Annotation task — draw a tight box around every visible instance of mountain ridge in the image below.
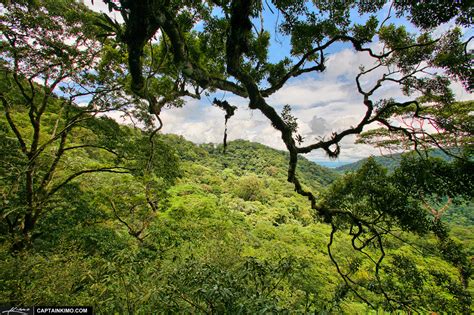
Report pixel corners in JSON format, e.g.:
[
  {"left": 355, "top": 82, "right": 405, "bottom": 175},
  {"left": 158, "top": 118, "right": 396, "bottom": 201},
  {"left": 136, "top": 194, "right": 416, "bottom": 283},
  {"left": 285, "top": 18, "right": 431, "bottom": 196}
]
[{"left": 335, "top": 149, "right": 456, "bottom": 173}]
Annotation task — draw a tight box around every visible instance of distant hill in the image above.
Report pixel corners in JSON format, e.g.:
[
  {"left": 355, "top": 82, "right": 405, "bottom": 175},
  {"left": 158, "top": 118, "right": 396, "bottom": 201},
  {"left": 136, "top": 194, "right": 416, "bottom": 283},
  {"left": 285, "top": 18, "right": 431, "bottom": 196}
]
[
  {"left": 200, "top": 140, "right": 339, "bottom": 190},
  {"left": 157, "top": 136, "right": 339, "bottom": 190},
  {"left": 335, "top": 154, "right": 403, "bottom": 173},
  {"left": 335, "top": 149, "right": 456, "bottom": 173}
]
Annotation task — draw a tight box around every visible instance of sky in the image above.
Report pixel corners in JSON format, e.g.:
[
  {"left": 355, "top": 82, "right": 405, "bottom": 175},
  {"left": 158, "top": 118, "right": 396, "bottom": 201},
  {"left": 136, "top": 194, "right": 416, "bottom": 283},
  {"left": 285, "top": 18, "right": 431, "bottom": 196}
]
[{"left": 84, "top": 1, "right": 473, "bottom": 166}]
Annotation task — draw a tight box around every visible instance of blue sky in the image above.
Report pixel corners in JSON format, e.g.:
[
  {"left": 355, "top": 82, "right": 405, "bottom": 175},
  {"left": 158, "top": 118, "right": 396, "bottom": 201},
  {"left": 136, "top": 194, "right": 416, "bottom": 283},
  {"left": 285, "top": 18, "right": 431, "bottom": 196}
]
[{"left": 85, "top": 1, "right": 473, "bottom": 165}]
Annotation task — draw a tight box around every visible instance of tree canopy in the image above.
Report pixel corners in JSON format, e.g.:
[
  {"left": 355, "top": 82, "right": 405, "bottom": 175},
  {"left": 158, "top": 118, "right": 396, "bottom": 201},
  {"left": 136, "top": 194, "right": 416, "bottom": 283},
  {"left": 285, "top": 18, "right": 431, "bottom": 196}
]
[
  {"left": 95, "top": 0, "right": 473, "bottom": 292},
  {"left": 94, "top": 0, "right": 472, "bottom": 201},
  {"left": 1, "top": 0, "right": 473, "bottom": 313}
]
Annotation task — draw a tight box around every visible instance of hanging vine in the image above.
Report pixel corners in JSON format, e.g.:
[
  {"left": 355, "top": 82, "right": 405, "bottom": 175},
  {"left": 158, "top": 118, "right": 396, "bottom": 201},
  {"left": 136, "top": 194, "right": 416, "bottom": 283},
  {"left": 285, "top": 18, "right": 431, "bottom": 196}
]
[{"left": 213, "top": 98, "right": 237, "bottom": 154}]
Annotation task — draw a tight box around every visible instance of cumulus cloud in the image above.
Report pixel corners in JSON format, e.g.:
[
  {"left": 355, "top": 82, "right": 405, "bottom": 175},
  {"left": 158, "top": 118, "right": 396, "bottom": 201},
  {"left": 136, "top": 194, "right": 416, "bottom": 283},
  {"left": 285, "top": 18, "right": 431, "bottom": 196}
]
[
  {"left": 159, "top": 98, "right": 287, "bottom": 149},
  {"left": 267, "top": 78, "right": 352, "bottom": 108},
  {"left": 309, "top": 116, "right": 330, "bottom": 135},
  {"left": 80, "top": 2, "right": 472, "bottom": 162},
  {"left": 83, "top": 0, "right": 124, "bottom": 22},
  {"left": 158, "top": 46, "right": 395, "bottom": 161},
  {"left": 130, "top": 40, "right": 472, "bottom": 162}
]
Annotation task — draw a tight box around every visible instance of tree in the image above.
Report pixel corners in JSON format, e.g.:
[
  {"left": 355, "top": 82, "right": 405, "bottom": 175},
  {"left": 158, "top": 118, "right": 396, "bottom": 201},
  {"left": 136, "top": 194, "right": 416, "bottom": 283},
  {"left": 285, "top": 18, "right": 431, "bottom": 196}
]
[
  {"left": 97, "top": 0, "right": 472, "bottom": 205},
  {"left": 320, "top": 156, "right": 473, "bottom": 312},
  {"left": 0, "top": 0, "right": 137, "bottom": 247},
  {"left": 357, "top": 99, "right": 474, "bottom": 156},
  {"left": 2, "top": 0, "right": 472, "bottom": 311},
  {"left": 95, "top": 0, "right": 472, "bottom": 309}
]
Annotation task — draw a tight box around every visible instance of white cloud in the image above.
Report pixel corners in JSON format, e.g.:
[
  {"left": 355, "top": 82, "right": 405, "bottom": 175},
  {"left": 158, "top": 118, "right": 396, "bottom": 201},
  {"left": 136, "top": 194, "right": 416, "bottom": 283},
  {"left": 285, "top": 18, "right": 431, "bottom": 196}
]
[
  {"left": 158, "top": 45, "right": 401, "bottom": 161},
  {"left": 82, "top": 0, "right": 124, "bottom": 23},
  {"left": 267, "top": 78, "right": 352, "bottom": 108},
  {"left": 451, "top": 81, "right": 473, "bottom": 101},
  {"left": 141, "top": 39, "right": 473, "bottom": 162},
  {"left": 160, "top": 99, "right": 290, "bottom": 150},
  {"left": 77, "top": 3, "right": 472, "bottom": 162},
  {"left": 309, "top": 116, "right": 330, "bottom": 135}
]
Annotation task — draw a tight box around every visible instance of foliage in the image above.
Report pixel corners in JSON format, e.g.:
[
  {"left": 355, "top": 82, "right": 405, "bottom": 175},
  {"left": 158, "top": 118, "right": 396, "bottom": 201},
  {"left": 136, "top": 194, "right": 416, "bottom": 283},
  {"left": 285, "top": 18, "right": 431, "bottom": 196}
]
[
  {"left": 335, "top": 148, "right": 457, "bottom": 173},
  {"left": 358, "top": 100, "right": 474, "bottom": 152},
  {"left": 0, "top": 0, "right": 473, "bottom": 313},
  {"left": 0, "top": 0, "right": 139, "bottom": 247},
  {"left": 94, "top": 7, "right": 473, "bottom": 305},
  {"left": 1, "top": 98, "right": 472, "bottom": 312},
  {"left": 322, "top": 158, "right": 431, "bottom": 234},
  {"left": 201, "top": 139, "right": 338, "bottom": 190}
]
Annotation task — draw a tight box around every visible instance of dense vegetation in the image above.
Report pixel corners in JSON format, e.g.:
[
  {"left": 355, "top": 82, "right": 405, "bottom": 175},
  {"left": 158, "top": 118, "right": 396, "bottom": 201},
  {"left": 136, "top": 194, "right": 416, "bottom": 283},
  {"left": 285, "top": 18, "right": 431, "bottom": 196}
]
[
  {"left": 1, "top": 100, "right": 473, "bottom": 313},
  {"left": 334, "top": 149, "right": 457, "bottom": 173},
  {"left": 1, "top": 0, "right": 473, "bottom": 313}
]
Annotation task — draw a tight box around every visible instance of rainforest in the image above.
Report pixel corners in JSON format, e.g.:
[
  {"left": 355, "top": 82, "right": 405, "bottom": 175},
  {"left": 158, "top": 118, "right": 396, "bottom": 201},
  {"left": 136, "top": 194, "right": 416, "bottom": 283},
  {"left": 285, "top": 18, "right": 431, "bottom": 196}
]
[{"left": 1, "top": 0, "right": 473, "bottom": 313}]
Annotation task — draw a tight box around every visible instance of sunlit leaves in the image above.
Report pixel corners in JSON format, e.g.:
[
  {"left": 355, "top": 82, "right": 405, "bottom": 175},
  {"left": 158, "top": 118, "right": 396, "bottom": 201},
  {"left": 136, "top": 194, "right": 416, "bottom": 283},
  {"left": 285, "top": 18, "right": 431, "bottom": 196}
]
[
  {"left": 322, "top": 158, "right": 431, "bottom": 234},
  {"left": 432, "top": 28, "right": 473, "bottom": 91},
  {"left": 352, "top": 15, "right": 378, "bottom": 44},
  {"left": 281, "top": 104, "right": 298, "bottom": 133},
  {"left": 394, "top": 0, "right": 473, "bottom": 30}
]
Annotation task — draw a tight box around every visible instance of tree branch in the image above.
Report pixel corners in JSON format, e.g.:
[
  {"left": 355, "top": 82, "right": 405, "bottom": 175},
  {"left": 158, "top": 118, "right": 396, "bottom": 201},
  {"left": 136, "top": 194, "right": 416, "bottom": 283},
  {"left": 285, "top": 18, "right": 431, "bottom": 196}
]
[
  {"left": 63, "top": 144, "right": 120, "bottom": 156},
  {"left": 1, "top": 94, "right": 28, "bottom": 154},
  {"left": 46, "top": 167, "right": 131, "bottom": 200}
]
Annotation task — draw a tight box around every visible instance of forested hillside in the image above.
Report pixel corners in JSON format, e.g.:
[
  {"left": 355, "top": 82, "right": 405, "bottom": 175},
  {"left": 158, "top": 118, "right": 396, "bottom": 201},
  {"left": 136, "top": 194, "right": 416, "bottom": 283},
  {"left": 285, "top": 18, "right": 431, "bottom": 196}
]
[
  {"left": 336, "top": 150, "right": 474, "bottom": 237},
  {"left": 335, "top": 149, "right": 458, "bottom": 173},
  {"left": 1, "top": 100, "right": 472, "bottom": 313},
  {"left": 1, "top": 0, "right": 473, "bottom": 314},
  {"left": 202, "top": 140, "right": 339, "bottom": 188}
]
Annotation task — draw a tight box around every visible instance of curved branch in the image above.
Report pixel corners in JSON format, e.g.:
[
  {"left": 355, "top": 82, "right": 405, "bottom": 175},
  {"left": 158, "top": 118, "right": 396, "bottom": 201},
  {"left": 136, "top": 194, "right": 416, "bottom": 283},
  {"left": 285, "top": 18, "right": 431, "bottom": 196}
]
[
  {"left": 110, "top": 200, "right": 147, "bottom": 242},
  {"left": 63, "top": 144, "right": 121, "bottom": 156},
  {"left": 46, "top": 167, "right": 131, "bottom": 200},
  {"left": 327, "top": 223, "right": 376, "bottom": 309},
  {"left": 1, "top": 94, "right": 28, "bottom": 154}
]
